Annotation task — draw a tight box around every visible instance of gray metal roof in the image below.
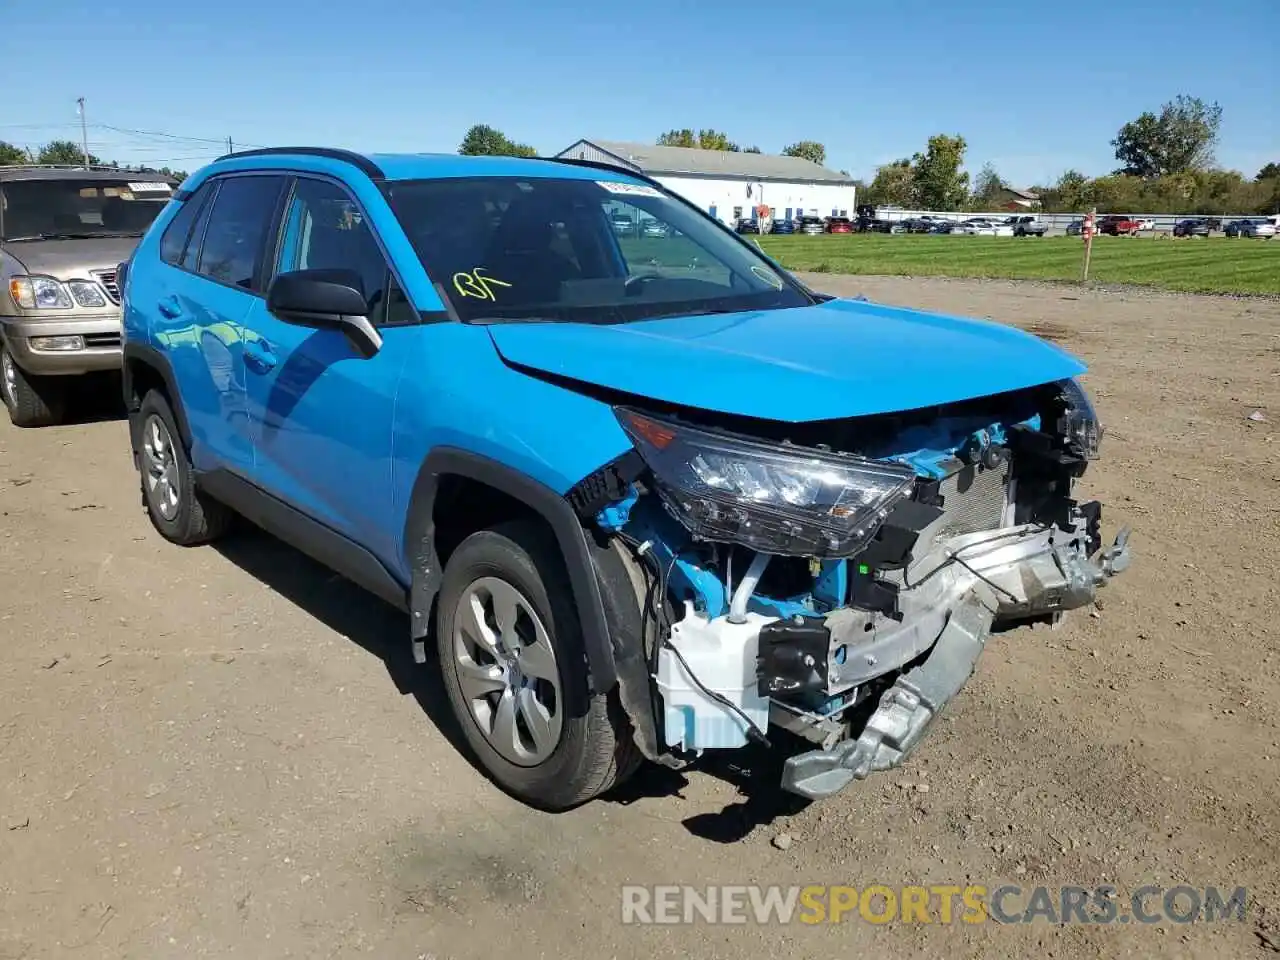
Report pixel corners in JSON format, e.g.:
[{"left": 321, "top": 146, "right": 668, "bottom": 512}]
[
  {"left": 0, "top": 165, "right": 178, "bottom": 184},
  {"left": 562, "top": 140, "right": 856, "bottom": 185}
]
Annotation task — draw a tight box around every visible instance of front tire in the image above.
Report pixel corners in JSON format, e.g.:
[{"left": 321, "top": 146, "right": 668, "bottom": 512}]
[
  {"left": 1, "top": 343, "right": 66, "bottom": 428},
  {"left": 436, "top": 521, "right": 638, "bottom": 810},
  {"left": 136, "top": 389, "right": 232, "bottom": 545}
]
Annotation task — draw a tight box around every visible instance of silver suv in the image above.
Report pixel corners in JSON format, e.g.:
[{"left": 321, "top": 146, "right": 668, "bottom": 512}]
[{"left": 1, "top": 166, "right": 175, "bottom": 426}]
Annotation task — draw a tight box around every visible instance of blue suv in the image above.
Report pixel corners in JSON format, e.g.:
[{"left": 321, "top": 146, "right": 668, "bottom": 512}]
[{"left": 120, "top": 148, "right": 1131, "bottom": 810}]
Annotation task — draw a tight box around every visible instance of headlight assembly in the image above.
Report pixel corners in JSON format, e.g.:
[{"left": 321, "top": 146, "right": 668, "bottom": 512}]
[
  {"left": 67, "top": 280, "right": 107, "bottom": 308},
  {"left": 9, "top": 276, "right": 73, "bottom": 310},
  {"left": 616, "top": 408, "right": 916, "bottom": 557},
  {"left": 1057, "top": 378, "right": 1102, "bottom": 460}
]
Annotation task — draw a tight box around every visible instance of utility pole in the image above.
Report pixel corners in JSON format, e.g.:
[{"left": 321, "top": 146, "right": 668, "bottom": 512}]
[
  {"left": 227, "top": 136, "right": 233, "bottom": 155},
  {"left": 77, "top": 97, "right": 90, "bottom": 168}
]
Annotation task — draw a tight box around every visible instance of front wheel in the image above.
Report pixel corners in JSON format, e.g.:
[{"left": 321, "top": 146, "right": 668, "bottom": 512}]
[
  {"left": 136, "top": 389, "right": 233, "bottom": 545},
  {"left": 1, "top": 343, "right": 66, "bottom": 427},
  {"left": 436, "top": 521, "right": 638, "bottom": 810}
]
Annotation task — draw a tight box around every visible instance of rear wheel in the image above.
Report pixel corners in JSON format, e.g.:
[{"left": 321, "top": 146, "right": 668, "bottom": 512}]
[
  {"left": 436, "top": 521, "right": 638, "bottom": 810},
  {"left": 1, "top": 342, "right": 67, "bottom": 428}
]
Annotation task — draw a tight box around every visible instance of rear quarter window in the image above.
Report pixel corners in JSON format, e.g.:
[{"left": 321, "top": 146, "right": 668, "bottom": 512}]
[{"left": 159, "top": 184, "right": 213, "bottom": 265}]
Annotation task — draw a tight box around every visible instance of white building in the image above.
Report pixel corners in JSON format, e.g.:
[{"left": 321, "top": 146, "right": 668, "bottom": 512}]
[{"left": 555, "top": 139, "right": 858, "bottom": 226}]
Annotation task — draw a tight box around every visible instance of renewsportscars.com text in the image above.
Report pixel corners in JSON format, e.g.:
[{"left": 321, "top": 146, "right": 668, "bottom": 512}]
[{"left": 620, "top": 884, "right": 1248, "bottom": 926}]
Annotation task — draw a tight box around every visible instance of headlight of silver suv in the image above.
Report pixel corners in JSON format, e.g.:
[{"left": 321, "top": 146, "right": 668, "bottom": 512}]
[
  {"left": 67, "top": 280, "right": 108, "bottom": 308},
  {"left": 1057, "top": 377, "right": 1102, "bottom": 460},
  {"left": 616, "top": 408, "right": 916, "bottom": 557},
  {"left": 8, "top": 276, "right": 73, "bottom": 310}
]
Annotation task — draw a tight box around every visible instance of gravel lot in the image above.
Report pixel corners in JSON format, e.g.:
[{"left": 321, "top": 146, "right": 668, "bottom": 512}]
[{"left": 2, "top": 275, "right": 1278, "bottom": 960}]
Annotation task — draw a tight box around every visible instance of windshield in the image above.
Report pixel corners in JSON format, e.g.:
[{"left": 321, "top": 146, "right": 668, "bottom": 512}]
[
  {"left": 0, "top": 178, "right": 172, "bottom": 241},
  {"left": 382, "top": 176, "right": 810, "bottom": 324}
]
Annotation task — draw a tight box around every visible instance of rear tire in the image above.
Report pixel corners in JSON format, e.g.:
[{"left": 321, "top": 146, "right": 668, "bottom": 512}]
[
  {"left": 436, "top": 520, "right": 639, "bottom": 810},
  {"left": 137, "top": 389, "right": 233, "bottom": 545},
  {"left": 1, "top": 343, "right": 66, "bottom": 428}
]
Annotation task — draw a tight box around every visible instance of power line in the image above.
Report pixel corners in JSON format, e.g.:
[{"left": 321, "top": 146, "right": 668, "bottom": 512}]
[{"left": 91, "top": 122, "right": 264, "bottom": 149}]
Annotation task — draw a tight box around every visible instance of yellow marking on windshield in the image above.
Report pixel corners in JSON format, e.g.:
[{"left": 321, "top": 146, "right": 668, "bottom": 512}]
[{"left": 452, "top": 267, "right": 513, "bottom": 301}]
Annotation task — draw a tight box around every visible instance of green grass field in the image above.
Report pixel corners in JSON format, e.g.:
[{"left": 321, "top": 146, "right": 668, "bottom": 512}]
[{"left": 749, "top": 234, "right": 1280, "bottom": 296}]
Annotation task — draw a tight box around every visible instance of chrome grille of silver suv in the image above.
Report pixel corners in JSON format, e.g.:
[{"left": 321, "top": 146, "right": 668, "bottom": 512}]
[{"left": 91, "top": 269, "right": 120, "bottom": 304}]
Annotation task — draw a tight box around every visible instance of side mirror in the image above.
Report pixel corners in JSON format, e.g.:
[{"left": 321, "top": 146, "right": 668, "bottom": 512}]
[{"left": 266, "top": 268, "right": 383, "bottom": 359}]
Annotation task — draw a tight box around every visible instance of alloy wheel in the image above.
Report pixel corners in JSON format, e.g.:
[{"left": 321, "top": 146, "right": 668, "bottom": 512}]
[
  {"left": 0, "top": 348, "right": 15, "bottom": 409},
  {"left": 452, "top": 576, "right": 563, "bottom": 766},
  {"left": 141, "top": 414, "right": 181, "bottom": 521}
]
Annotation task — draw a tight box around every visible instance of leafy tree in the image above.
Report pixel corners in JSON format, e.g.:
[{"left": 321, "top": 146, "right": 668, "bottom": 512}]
[
  {"left": 37, "top": 140, "right": 100, "bottom": 166},
  {"left": 1257, "top": 162, "right": 1280, "bottom": 182},
  {"left": 697, "top": 129, "right": 738, "bottom": 151},
  {"left": 864, "top": 159, "right": 914, "bottom": 207},
  {"left": 1112, "top": 95, "right": 1222, "bottom": 178},
  {"left": 971, "top": 162, "right": 1006, "bottom": 209},
  {"left": 458, "top": 124, "right": 536, "bottom": 158},
  {"left": 910, "top": 134, "right": 969, "bottom": 211},
  {"left": 656, "top": 129, "right": 741, "bottom": 151},
  {"left": 0, "top": 141, "right": 28, "bottom": 165},
  {"left": 782, "top": 141, "right": 826, "bottom": 166},
  {"left": 743, "top": 145, "right": 762, "bottom": 154},
  {"left": 657, "top": 128, "right": 696, "bottom": 148}
]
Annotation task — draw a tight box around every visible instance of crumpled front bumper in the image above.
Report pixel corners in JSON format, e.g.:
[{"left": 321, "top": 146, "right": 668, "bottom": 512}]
[{"left": 780, "top": 518, "right": 1132, "bottom": 800}]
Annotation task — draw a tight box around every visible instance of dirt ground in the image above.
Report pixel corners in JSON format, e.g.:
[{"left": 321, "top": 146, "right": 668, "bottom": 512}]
[{"left": 2, "top": 275, "right": 1278, "bottom": 960}]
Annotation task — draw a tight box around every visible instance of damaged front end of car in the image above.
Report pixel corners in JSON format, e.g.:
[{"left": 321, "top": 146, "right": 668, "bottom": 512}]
[{"left": 569, "top": 377, "right": 1131, "bottom": 800}]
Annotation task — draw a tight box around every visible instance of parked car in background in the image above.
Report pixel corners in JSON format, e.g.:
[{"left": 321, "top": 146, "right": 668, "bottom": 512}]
[
  {"left": 1065, "top": 220, "right": 1084, "bottom": 237},
  {"left": 1172, "top": 218, "right": 1211, "bottom": 238},
  {"left": 735, "top": 218, "right": 762, "bottom": 234},
  {"left": 954, "top": 218, "right": 1014, "bottom": 237},
  {"left": 1005, "top": 215, "right": 1047, "bottom": 237},
  {"left": 1135, "top": 218, "right": 1156, "bottom": 232},
  {"left": 611, "top": 212, "right": 636, "bottom": 237},
  {"left": 1098, "top": 215, "right": 1141, "bottom": 236},
  {"left": 1236, "top": 218, "right": 1277, "bottom": 239},
  {"left": 1, "top": 165, "right": 177, "bottom": 426},
  {"left": 770, "top": 218, "right": 796, "bottom": 235},
  {"left": 826, "top": 217, "right": 853, "bottom": 234},
  {"left": 902, "top": 216, "right": 937, "bottom": 233},
  {"left": 1204, "top": 218, "right": 1223, "bottom": 232},
  {"left": 798, "top": 216, "right": 826, "bottom": 236},
  {"left": 120, "top": 146, "right": 1129, "bottom": 809},
  {"left": 640, "top": 218, "right": 669, "bottom": 239}
]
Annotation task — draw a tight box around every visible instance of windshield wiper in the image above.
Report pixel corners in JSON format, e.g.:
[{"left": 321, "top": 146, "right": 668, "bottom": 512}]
[
  {"left": 2, "top": 231, "right": 142, "bottom": 241},
  {"left": 462, "top": 315, "right": 562, "bottom": 326}
]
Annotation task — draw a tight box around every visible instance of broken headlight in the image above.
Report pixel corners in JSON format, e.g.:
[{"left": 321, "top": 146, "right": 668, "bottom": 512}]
[
  {"left": 616, "top": 409, "right": 915, "bottom": 557},
  {"left": 1057, "top": 378, "right": 1102, "bottom": 459}
]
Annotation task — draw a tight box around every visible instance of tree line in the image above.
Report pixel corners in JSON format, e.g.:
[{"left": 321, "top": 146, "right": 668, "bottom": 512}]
[
  {"left": 457, "top": 95, "right": 1279, "bottom": 216},
  {"left": 0, "top": 138, "right": 189, "bottom": 183}
]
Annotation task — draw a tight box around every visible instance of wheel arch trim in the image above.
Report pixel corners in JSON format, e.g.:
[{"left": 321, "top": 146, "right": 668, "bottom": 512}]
[
  {"left": 404, "top": 447, "right": 619, "bottom": 706},
  {"left": 122, "top": 341, "right": 194, "bottom": 454}
]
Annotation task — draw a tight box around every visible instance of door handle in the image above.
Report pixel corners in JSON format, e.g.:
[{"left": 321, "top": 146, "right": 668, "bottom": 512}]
[
  {"left": 156, "top": 296, "right": 181, "bottom": 319},
  {"left": 243, "top": 337, "right": 278, "bottom": 373}
]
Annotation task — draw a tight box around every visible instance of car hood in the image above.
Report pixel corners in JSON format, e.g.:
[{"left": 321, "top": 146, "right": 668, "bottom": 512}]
[
  {"left": 2, "top": 236, "right": 142, "bottom": 278},
  {"left": 486, "top": 297, "right": 1086, "bottom": 422}
]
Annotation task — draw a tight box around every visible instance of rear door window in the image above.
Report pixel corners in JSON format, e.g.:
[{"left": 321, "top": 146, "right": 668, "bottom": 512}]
[{"left": 196, "top": 176, "right": 287, "bottom": 292}]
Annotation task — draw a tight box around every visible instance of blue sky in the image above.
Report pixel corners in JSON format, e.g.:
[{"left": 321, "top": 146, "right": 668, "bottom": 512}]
[{"left": 2, "top": 0, "right": 1275, "bottom": 187}]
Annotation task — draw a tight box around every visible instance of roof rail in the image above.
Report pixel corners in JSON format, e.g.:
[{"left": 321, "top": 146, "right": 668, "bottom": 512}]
[
  {"left": 214, "top": 147, "right": 384, "bottom": 180},
  {"left": 0, "top": 163, "right": 145, "bottom": 172}
]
